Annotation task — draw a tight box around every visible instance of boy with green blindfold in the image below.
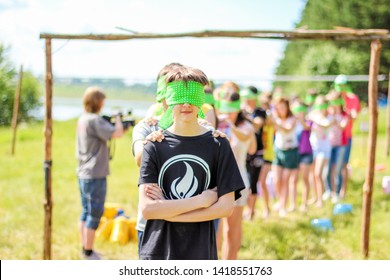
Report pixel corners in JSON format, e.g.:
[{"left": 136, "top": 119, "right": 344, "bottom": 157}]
[
  {"left": 332, "top": 74, "right": 361, "bottom": 199},
  {"left": 138, "top": 66, "right": 245, "bottom": 260},
  {"left": 133, "top": 64, "right": 228, "bottom": 255}
]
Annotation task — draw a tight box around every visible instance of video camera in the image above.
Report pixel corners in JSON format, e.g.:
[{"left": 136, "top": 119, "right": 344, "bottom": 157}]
[{"left": 102, "top": 110, "right": 136, "bottom": 130}]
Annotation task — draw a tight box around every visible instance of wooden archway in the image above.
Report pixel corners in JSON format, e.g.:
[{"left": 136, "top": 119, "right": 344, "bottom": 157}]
[{"left": 40, "top": 28, "right": 390, "bottom": 259}]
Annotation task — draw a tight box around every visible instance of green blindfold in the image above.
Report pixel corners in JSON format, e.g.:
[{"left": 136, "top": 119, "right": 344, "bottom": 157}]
[
  {"left": 312, "top": 103, "right": 329, "bottom": 111},
  {"left": 158, "top": 81, "right": 205, "bottom": 129},
  {"left": 334, "top": 84, "right": 352, "bottom": 93},
  {"left": 156, "top": 75, "right": 166, "bottom": 102},
  {"left": 330, "top": 98, "right": 345, "bottom": 106},
  {"left": 240, "top": 88, "right": 257, "bottom": 100},
  {"left": 305, "top": 94, "right": 317, "bottom": 104},
  {"left": 204, "top": 94, "right": 215, "bottom": 105},
  {"left": 292, "top": 105, "right": 307, "bottom": 114},
  {"left": 218, "top": 100, "right": 241, "bottom": 113}
]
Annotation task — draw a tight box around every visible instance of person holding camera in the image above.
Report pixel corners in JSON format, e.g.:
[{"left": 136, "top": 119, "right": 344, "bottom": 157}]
[{"left": 76, "top": 86, "right": 125, "bottom": 260}]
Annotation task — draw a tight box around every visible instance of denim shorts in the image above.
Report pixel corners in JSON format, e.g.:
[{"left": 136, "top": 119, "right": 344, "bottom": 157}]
[
  {"left": 299, "top": 153, "right": 314, "bottom": 165},
  {"left": 273, "top": 147, "right": 299, "bottom": 170},
  {"left": 78, "top": 178, "right": 107, "bottom": 230}
]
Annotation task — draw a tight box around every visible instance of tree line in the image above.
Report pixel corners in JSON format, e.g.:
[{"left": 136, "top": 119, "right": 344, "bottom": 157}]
[{"left": 274, "top": 0, "right": 390, "bottom": 102}]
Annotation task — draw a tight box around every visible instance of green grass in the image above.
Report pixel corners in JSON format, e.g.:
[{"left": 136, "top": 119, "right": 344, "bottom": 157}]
[
  {"left": 50, "top": 84, "right": 155, "bottom": 102},
  {"left": 0, "top": 114, "right": 389, "bottom": 259},
  {"left": 353, "top": 107, "right": 387, "bottom": 136}
]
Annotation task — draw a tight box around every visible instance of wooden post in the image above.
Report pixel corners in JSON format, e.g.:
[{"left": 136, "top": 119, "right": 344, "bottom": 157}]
[
  {"left": 361, "top": 39, "right": 381, "bottom": 258},
  {"left": 385, "top": 72, "right": 390, "bottom": 157},
  {"left": 11, "top": 65, "right": 23, "bottom": 155},
  {"left": 43, "top": 38, "right": 53, "bottom": 260}
]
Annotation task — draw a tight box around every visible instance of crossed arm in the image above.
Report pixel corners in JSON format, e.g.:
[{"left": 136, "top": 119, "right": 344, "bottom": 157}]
[
  {"left": 139, "top": 183, "right": 234, "bottom": 222},
  {"left": 272, "top": 117, "right": 296, "bottom": 133}
]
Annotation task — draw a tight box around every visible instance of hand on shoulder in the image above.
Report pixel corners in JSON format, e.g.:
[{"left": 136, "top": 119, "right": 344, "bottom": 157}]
[{"left": 143, "top": 129, "right": 165, "bottom": 144}]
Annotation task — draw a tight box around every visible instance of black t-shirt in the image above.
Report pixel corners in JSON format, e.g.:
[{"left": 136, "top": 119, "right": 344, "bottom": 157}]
[
  {"left": 249, "top": 108, "right": 267, "bottom": 152},
  {"left": 138, "top": 130, "right": 245, "bottom": 260}
]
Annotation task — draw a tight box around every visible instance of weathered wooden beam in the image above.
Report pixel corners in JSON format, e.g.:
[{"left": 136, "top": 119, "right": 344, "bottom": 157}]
[
  {"left": 361, "top": 39, "right": 381, "bottom": 258},
  {"left": 39, "top": 28, "right": 390, "bottom": 41},
  {"left": 43, "top": 38, "right": 53, "bottom": 260},
  {"left": 11, "top": 65, "right": 23, "bottom": 155}
]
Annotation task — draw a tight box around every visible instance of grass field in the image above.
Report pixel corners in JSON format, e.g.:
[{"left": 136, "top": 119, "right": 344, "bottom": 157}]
[{"left": 0, "top": 110, "right": 389, "bottom": 260}]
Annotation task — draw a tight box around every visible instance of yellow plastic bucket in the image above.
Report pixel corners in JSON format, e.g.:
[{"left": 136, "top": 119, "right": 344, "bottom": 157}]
[
  {"left": 110, "top": 216, "right": 130, "bottom": 245},
  {"left": 96, "top": 217, "right": 114, "bottom": 241},
  {"left": 127, "top": 217, "right": 137, "bottom": 242},
  {"left": 103, "top": 203, "right": 122, "bottom": 219}
]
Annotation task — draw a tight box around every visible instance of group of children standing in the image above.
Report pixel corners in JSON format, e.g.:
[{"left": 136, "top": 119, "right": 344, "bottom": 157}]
[{"left": 76, "top": 62, "right": 360, "bottom": 260}]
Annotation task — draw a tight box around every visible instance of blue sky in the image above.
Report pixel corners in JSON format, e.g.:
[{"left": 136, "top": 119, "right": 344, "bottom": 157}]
[{"left": 0, "top": 0, "right": 306, "bottom": 89}]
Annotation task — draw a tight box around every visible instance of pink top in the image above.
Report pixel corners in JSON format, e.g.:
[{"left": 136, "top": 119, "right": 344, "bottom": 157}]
[
  {"left": 343, "top": 93, "right": 361, "bottom": 139},
  {"left": 329, "top": 113, "right": 348, "bottom": 146}
]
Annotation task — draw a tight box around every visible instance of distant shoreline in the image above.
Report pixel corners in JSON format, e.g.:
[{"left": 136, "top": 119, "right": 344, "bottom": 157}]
[{"left": 39, "top": 83, "right": 156, "bottom": 102}]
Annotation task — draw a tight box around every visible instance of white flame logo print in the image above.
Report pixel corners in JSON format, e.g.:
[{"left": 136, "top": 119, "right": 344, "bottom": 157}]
[
  {"left": 158, "top": 154, "right": 210, "bottom": 200},
  {"left": 170, "top": 162, "right": 198, "bottom": 199}
]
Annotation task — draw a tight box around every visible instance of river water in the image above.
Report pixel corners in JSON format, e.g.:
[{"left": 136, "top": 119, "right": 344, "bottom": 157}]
[{"left": 36, "top": 97, "right": 153, "bottom": 121}]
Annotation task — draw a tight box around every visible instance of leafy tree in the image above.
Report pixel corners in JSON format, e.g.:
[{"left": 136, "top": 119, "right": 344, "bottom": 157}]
[
  {"left": 274, "top": 0, "right": 390, "bottom": 101},
  {"left": 0, "top": 43, "right": 41, "bottom": 126}
]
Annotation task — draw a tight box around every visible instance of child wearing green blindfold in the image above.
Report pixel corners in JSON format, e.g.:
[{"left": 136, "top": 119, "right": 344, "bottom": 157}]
[
  {"left": 270, "top": 97, "right": 299, "bottom": 217},
  {"left": 216, "top": 89, "right": 257, "bottom": 259},
  {"left": 333, "top": 75, "right": 361, "bottom": 199},
  {"left": 240, "top": 86, "right": 269, "bottom": 220},
  {"left": 290, "top": 100, "right": 313, "bottom": 212},
  {"left": 324, "top": 91, "right": 349, "bottom": 203},
  {"left": 145, "top": 63, "right": 183, "bottom": 119},
  {"left": 307, "top": 95, "right": 337, "bottom": 207},
  {"left": 138, "top": 65, "right": 245, "bottom": 260}
]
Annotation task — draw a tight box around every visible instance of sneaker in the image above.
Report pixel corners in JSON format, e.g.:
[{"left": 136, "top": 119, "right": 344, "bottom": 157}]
[
  {"left": 278, "top": 208, "right": 287, "bottom": 218},
  {"left": 273, "top": 202, "right": 280, "bottom": 211},
  {"left": 299, "top": 204, "right": 308, "bottom": 212},
  {"left": 307, "top": 198, "right": 317, "bottom": 205},
  {"left": 315, "top": 201, "right": 323, "bottom": 208},
  {"left": 262, "top": 209, "right": 270, "bottom": 219},
  {"left": 287, "top": 206, "right": 296, "bottom": 213},
  {"left": 82, "top": 250, "right": 102, "bottom": 260},
  {"left": 322, "top": 191, "right": 331, "bottom": 201},
  {"left": 331, "top": 195, "right": 340, "bottom": 204}
]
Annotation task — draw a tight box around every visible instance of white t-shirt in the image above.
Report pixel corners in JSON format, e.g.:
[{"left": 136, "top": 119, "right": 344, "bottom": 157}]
[{"left": 274, "top": 117, "right": 298, "bottom": 150}]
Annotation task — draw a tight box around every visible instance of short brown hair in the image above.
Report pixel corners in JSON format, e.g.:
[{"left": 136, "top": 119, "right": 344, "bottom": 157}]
[
  {"left": 157, "top": 62, "right": 184, "bottom": 80},
  {"left": 222, "top": 81, "right": 240, "bottom": 93},
  {"left": 214, "top": 81, "right": 240, "bottom": 101},
  {"left": 165, "top": 65, "right": 209, "bottom": 86},
  {"left": 83, "top": 87, "right": 105, "bottom": 113}
]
